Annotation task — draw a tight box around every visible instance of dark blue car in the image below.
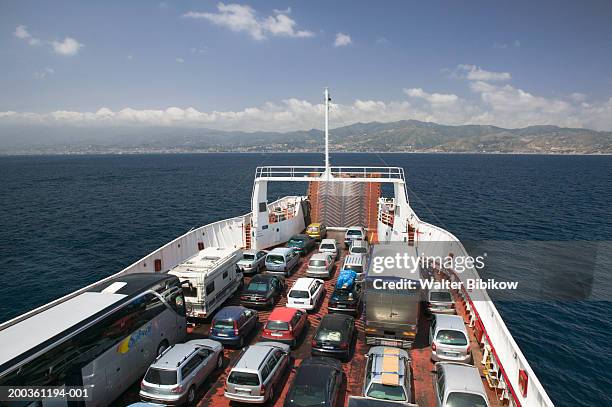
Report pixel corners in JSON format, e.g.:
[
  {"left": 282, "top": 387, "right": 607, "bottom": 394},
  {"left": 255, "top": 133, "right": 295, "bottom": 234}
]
[{"left": 209, "top": 306, "right": 258, "bottom": 347}]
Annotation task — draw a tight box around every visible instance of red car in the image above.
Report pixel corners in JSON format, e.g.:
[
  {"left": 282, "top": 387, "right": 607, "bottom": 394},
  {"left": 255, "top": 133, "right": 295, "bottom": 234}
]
[{"left": 261, "top": 307, "right": 308, "bottom": 348}]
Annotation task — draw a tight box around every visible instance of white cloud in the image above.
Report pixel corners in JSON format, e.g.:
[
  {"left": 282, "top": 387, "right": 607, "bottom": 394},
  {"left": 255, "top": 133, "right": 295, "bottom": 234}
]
[
  {"left": 404, "top": 88, "right": 459, "bottom": 106},
  {"left": 456, "top": 64, "right": 511, "bottom": 82},
  {"left": 51, "top": 37, "right": 83, "bottom": 56},
  {"left": 183, "top": 3, "right": 313, "bottom": 40},
  {"left": 15, "top": 25, "right": 83, "bottom": 56},
  {"left": 176, "top": 57, "right": 185, "bottom": 63},
  {"left": 334, "top": 32, "right": 352, "bottom": 47},
  {"left": 34, "top": 67, "right": 55, "bottom": 79},
  {"left": 14, "top": 25, "right": 41, "bottom": 46},
  {"left": 273, "top": 7, "right": 291, "bottom": 15}
]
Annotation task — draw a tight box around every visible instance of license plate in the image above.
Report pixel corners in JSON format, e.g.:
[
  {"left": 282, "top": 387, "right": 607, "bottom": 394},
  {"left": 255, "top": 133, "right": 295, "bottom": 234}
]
[
  {"left": 336, "top": 304, "right": 346, "bottom": 308},
  {"left": 378, "top": 339, "right": 398, "bottom": 346},
  {"left": 271, "top": 333, "right": 283, "bottom": 337},
  {"left": 293, "top": 301, "right": 304, "bottom": 304},
  {"left": 323, "top": 345, "right": 334, "bottom": 350},
  {"left": 217, "top": 333, "right": 228, "bottom": 337},
  {"left": 445, "top": 351, "right": 459, "bottom": 356}
]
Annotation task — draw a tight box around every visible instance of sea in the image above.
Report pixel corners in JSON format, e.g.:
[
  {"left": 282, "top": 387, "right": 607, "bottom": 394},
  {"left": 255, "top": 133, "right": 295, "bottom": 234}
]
[{"left": 0, "top": 153, "right": 611, "bottom": 406}]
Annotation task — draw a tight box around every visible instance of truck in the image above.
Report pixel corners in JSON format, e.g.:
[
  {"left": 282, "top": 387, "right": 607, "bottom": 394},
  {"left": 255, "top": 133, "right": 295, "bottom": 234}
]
[{"left": 364, "top": 244, "right": 423, "bottom": 348}]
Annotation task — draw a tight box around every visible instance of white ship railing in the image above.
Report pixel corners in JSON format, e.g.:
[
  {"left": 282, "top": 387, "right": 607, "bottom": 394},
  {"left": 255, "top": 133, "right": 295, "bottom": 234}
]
[{"left": 254, "top": 166, "right": 405, "bottom": 183}]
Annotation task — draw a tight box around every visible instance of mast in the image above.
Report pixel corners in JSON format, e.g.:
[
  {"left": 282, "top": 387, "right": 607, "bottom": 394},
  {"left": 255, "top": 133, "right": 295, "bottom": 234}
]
[{"left": 324, "top": 87, "right": 331, "bottom": 177}]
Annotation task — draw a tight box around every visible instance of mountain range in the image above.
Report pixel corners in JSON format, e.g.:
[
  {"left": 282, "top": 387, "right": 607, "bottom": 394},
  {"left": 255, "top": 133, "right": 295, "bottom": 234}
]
[{"left": 1, "top": 120, "right": 611, "bottom": 154}]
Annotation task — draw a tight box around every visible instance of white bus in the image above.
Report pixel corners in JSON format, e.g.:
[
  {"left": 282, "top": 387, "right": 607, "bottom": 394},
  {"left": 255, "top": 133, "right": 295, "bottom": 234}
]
[
  {"left": 169, "top": 247, "right": 243, "bottom": 318},
  {"left": 0, "top": 273, "right": 187, "bottom": 407}
]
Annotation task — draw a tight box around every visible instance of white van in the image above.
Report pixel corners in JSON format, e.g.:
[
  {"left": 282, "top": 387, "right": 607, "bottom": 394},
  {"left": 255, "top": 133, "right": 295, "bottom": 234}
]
[{"left": 169, "top": 247, "right": 243, "bottom": 318}]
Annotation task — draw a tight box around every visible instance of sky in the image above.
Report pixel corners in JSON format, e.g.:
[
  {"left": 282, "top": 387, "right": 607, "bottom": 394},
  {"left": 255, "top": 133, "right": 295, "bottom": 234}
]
[{"left": 1, "top": 0, "right": 612, "bottom": 132}]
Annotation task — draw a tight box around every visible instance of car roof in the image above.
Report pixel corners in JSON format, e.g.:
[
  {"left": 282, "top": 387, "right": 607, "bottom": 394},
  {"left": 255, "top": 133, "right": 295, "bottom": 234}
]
[
  {"left": 347, "top": 226, "right": 364, "bottom": 231},
  {"left": 344, "top": 254, "right": 364, "bottom": 266},
  {"left": 292, "top": 358, "right": 339, "bottom": 387},
  {"left": 320, "top": 238, "right": 337, "bottom": 245},
  {"left": 268, "top": 306, "right": 298, "bottom": 321},
  {"left": 291, "top": 277, "right": 317, "bottom": 290},
  {"left": 437, "top": 363, "right": 486, "bottom": 395},
  {"left": 434, "top": 314, "right": 467, "bottom": 331},
  {"left": 367, "top": 347, "right": 410, "bottom": 387},
  {"left": 234, "top": 344, "right": 275, "bottom": 371},
  {"left": 214, "top": 306, "right": 247, "bottom": 321},
  {"left": 268, "top": 247, "right": 293, "bottom": 255},
  {"left": 151, "top": 343, "right": 200, "bottom": 369},
  {"left": 319, "top": 313, "right": 353, "bottom": 330},
  {"left": 310, "top": 253, "right": 331, "bottom": 261}
]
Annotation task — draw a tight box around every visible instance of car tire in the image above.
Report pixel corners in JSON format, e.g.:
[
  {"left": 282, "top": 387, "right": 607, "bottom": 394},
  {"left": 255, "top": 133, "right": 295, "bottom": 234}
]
[
  {"left": 187, "top": 386, "right": 196, "bottom": 405},
  {"left": 216, "top": 354, "right": 224, "bottom": 369},
  {"left": 156, "top": 340, "right": 169, "bottom": 357}
]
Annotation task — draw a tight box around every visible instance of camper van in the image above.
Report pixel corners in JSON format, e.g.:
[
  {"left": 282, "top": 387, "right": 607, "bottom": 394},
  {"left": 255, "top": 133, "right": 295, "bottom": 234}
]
[
  {"left": 364, "top": 244, "right": 422, "bottom": 349},
  {"left": 169, "top": 247, "right": 243, "bottom": 318}
]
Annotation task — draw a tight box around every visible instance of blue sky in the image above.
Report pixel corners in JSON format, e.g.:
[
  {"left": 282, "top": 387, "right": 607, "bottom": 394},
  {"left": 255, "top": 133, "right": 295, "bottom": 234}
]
[{"left": 1, "top": 0, "right": 612, "bottom": 131}]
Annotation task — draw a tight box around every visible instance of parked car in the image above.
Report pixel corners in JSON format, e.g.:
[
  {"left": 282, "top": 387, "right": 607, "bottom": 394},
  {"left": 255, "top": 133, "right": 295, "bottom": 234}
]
[
  {"left": 240, "top": 274, "right": 285, "bottom": 308},
  {"left": 287, "top": 277, "right": 325, "bottom": 311},
  {"left": 329, "top": 270, "right": 362, "bottom": 316},
  {"left": 284, "top": 357, "right": 344, "bottom": 407},
  {"left": 311, "top": 314, "right": 355, "bottom": 362},
  {"left": 344, "top": 226, "right": 366, "bottom": 249},
  {"left": 238, "top": 249, "right": 268, "bottom": 274},
  {"left": 434, "top": 362, "right": 490, "bottom": 407},
  {"left": 429, "top": 314, "right": 471, "bottom": 363},
  {"left": 265, "top": 247, "right": 300, "bottom": 276},
  {"left": 306, "top": 222, "right": 328, "bottom": 241},
  {"left": 348, "top": 239, "right": 369, "bottom": 260},
  {"left": 287, "top": 234, "right": 317, "bottom": 256},
  {"left": 319, "top": 238, "right": 340, "bottom": 261},
  {"left": 306, "top": 252, "right": 335, "bottom": 279},
  {"left": 224, "top": 342, "right": 291, "bottom": 404},
  {"left": 140, "top": 339, "right": 224, "bottom": 405},
  {"left": 427, "top": 288, "right": 456, "bottom": 314},
  {"left": 262, "top": 307, "right": 309, "bottom": 348},
  {"left": 209, "top": 306, "right": 258, "bottom": 348},
  {"left": 342, "top": 255, "right": 366, "bottom": 280},
  {"left": 362, "top": 347, "right": 412, "bottom": 403}
]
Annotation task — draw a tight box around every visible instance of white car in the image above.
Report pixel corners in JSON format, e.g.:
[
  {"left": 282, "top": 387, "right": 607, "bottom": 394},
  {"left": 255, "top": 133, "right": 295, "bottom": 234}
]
[
  {"left": 318, "top": 238, "right": 340, "bottom": 260},
  {"left": 344, "top": 226, "right": 366, "bottom": 249},
  {"left": 237, "top": 250, "right": 267, "bottom": 274},
  {"left": 287, "top": 277, "right": 325, "bottom": 311}
]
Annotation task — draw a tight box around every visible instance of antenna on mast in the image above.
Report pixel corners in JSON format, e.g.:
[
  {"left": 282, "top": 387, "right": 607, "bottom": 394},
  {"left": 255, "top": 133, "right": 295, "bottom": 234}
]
[{"left": 324, "top": 87, "right": 331, "bottom": 177}]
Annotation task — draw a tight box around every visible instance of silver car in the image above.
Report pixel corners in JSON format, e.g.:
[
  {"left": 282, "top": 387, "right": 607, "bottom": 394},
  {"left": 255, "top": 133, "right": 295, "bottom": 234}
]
[
  {"left": 140, "top": 339, "right": 224, "bottom": 405},
  {"left": 306, "top": 252, "right": 334, "bottom": 279},
  {"left": 429, "top": 314, "right": 471, "bottom": 363},
  {"left": 427, "top": 289, "right": 456, "bottom": 314},
  {"left": 224, "top": 341, "right": 291, "bottom": 404},
  {"left": 434, "top": 362, "right": 490, "bottom": 407},
  {"left": 363, "top": 346, "right": 412, "bottom": 403},
  {"left": 238, "top": 250, "right": 268, "bottom": 274},
  {"left": 348, "top": 239, "right": 369, "bottom": 261},
  {"left": 344, "top": 226, "right": 366, "bottom": 249}
]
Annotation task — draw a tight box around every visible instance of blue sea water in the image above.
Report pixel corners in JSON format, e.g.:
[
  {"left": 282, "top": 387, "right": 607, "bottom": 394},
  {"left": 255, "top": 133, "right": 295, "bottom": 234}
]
[{"left": 0, "top": 153, "right": 611, "bottom": 406}]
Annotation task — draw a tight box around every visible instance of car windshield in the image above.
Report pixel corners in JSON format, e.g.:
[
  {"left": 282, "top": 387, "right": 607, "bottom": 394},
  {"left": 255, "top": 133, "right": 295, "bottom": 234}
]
[
  {"left": 242, "top": 254, "right": 255, "bottom": 261},
  {"left": 228, "top": 371, "right": 260, "bottom": 386},
  {"left": 288, "top": 239, "right": 305, "bottom": 246},
  {"left": 289, "top": 290, "right": 309, "bottom": 299},
  {"left": 320, "top": 244, "right": 335, "bottom": 250},
  {"left": 332, "top": 288, "right": 355, "bottom": 301},
  {"left": 446, "top": 392, "right": 488, "bottom": 407},
  {"left": 214, "top": 320, "right": 235, "bottom": 329},
  {"left": 144, "top": 368, "right": 177, "bottom": 385},
  {"left": 266, "top": 320, "right": 290, "bottom": 331},
  {"left": 309, "top": 259, "right": 326, "bottom": 267},
  {"left": 307, "top": 226, "right": 319, "bottom": 232},
  {"left": 267, "top": 255, "right": 285, "bottom": 264},
  {"left": 347, "top": 230, "right": 363, "bottom": 236},
  {"left": 436, "top": 329, "right": 468, "bottom": 346},
  {"left": 246, "top": 281, "right": 269, "bottom": 293},
  {"left": 430, "top": 291, "right": 452, "bottom": 302},
  {"left": 287, "top": 384, "right": 327, "bottom": 406},
  {"left": 351, "top": 247, "right": 367, "bottom": 253},
  {"left": 366, "top": 383, "right": 406, "bottom": 401},
  {"left": 344, "top": 265, "right": 363, "bottom": 273},
  {"left": 315, "top": 328, "right": 343, "bottom": 342}
]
